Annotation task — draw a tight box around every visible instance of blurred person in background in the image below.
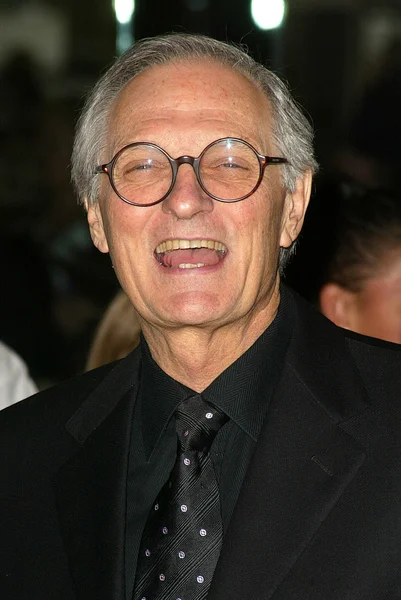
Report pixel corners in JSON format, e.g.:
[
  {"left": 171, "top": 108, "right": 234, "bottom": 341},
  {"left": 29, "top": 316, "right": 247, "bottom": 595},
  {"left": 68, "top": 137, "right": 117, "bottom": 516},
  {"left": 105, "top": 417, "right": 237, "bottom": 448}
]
[
  {"left": 0, "top": 340, "right": 37, "bottom": 410},
  {"left": 86, "top": 289, "right": 141, "bottom": 370},
  {"left": 285, "top": 179, "right": 401, "bottom": 344},
  {"left": 319, "top": 188, "right": 401, "bottom": 344},
  {"left": 0, "top": 33, "right": 400, "bottom": 600}
]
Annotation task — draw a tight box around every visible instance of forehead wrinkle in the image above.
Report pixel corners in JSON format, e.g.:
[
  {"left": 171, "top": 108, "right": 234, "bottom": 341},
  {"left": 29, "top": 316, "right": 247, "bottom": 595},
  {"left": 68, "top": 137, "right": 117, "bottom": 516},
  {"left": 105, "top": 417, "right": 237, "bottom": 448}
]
[{"left": 114, "top": 102, "right": 261, "bottom": 131}]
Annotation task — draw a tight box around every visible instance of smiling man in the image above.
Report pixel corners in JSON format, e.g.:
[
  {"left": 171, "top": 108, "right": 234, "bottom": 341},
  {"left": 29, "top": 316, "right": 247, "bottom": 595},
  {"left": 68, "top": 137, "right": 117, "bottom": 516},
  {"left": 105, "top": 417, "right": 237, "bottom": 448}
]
[
  {"left": 1, "top": 34, "right": 401, "bottom": 600},
  {"left": 85, "top": 56, "right": 310, "bottom": 389}
]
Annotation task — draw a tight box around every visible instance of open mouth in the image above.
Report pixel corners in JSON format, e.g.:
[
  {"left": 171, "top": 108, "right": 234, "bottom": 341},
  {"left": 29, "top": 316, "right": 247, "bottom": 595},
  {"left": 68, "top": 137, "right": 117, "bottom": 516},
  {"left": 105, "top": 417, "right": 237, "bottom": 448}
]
[{"left": 155, "top": 239, "right": 227, "bottom": 269}]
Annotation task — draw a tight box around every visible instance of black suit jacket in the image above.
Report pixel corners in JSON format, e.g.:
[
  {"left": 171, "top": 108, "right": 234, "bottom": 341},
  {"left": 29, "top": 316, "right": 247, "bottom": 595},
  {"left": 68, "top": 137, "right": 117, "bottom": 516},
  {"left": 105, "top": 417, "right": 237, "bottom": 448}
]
[{"left": 1, "top": 292, "right": 401, "bottom": 599}]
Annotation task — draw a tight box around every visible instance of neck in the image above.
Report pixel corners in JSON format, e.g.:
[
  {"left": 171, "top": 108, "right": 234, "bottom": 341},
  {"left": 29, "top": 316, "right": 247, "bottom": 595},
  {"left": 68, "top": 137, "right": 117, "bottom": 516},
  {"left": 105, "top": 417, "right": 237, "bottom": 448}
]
[{"left": 140, "top": 283, "right": 281, "bottom": 392}]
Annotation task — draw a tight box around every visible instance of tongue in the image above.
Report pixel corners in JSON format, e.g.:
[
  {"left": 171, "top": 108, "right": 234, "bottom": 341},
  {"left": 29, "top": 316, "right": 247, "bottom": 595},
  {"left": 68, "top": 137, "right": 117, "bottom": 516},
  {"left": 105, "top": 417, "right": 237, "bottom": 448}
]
[{"left": 162, "top": 248, "right": 222, "bottom": 268}]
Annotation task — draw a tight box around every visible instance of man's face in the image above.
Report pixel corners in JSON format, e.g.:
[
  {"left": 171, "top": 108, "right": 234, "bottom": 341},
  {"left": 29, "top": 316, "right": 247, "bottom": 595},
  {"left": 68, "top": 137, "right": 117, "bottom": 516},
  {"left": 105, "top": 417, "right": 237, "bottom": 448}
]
[{"left": 88, "top": 60, "right": 310, "bottom": 333}]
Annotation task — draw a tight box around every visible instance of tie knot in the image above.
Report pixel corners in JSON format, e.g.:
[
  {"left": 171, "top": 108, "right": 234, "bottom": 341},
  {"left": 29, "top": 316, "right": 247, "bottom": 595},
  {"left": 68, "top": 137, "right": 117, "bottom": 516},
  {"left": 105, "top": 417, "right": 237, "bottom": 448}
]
[{"left": 175, "top": 394, "right": 228, "bottom": 452}]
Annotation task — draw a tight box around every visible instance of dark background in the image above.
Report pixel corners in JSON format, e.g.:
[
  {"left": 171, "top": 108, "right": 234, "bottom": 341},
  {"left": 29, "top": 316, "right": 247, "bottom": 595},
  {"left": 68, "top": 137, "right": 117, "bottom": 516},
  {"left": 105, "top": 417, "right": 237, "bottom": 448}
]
[{"left": 0, "top": 0, "right": 400, "bottom": 386}]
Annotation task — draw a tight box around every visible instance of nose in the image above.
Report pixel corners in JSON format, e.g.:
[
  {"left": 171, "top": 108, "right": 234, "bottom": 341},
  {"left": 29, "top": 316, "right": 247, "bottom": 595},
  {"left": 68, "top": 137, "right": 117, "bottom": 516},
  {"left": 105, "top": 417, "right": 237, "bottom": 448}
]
[{"left": 162, "top": 163, "right": 214, "bottom": 219}]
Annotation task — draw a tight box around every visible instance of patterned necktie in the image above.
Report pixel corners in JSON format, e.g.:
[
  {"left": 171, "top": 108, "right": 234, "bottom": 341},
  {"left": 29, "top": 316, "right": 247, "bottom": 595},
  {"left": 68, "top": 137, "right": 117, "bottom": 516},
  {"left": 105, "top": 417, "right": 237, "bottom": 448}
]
[{"left": 133, "top": 394, "right": 228, "bottom": 600}]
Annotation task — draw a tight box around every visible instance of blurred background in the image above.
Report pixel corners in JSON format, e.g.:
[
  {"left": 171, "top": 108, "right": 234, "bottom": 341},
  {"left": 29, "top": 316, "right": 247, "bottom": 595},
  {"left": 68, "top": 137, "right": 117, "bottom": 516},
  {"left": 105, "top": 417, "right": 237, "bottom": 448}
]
[{"left": 0, "top": 0, "right": 400, "bottom": 388}]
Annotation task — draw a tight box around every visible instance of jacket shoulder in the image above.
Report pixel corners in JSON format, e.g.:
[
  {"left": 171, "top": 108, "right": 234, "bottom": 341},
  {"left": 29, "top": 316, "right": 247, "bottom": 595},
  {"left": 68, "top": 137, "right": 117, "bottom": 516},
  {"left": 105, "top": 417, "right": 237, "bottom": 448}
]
[
  {"left": 345, "top": 327, "right": 401, "bottom": 356},
  {"left": 345, "top": 330, "right": 401, "bottom": 400}
]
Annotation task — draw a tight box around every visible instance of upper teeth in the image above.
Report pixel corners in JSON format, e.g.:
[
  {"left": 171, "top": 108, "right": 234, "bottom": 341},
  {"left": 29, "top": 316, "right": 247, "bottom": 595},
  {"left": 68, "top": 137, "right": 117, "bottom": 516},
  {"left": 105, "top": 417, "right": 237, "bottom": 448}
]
[{"left": 155, "top": 239, "right": 227, "bottom": 254}]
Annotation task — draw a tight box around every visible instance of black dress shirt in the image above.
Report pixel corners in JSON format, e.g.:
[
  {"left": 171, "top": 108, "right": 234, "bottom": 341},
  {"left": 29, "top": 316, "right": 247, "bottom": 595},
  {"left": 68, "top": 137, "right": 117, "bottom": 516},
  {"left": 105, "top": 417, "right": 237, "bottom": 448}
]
[{"left": 125, "top": 287, "right": 295, "bottom": 598}]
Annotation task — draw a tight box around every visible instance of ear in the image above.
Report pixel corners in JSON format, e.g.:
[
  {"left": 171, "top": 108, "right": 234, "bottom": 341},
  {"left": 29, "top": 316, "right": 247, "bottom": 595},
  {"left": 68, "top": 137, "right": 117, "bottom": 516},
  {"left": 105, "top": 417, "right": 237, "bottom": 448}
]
[
  {"left": 319, "top": 282, "right": 358, "bottom": 329},
  {"left": 86, "top": 200, "right": 109, "bottom": 254},
  {"left": 280, "top": 170, "right": 312, "bottom": 248}
]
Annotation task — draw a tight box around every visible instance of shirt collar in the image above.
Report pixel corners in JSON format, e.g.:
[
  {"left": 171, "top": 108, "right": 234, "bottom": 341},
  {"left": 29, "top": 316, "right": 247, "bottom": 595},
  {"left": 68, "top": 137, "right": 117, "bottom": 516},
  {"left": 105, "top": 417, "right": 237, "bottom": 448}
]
[
  {"left": 139, "top": 337, "right": 191, "bottom": 459},
  {"left": 139, "top": 285, "right": 295, "bottom": 457}
]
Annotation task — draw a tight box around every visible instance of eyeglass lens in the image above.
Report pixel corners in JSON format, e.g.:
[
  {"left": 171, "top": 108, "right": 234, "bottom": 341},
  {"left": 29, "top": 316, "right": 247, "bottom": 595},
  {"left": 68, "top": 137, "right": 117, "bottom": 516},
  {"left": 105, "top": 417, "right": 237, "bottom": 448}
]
[{"left": 111, "top": 139, "right": 262, "bottom": 205}]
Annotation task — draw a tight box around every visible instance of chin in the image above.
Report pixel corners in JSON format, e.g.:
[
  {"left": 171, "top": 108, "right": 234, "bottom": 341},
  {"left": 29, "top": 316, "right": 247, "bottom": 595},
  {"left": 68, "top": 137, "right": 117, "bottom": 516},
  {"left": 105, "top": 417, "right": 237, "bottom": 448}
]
[{"left": 158, "top": 291, "right": 232, "bottom": 327}]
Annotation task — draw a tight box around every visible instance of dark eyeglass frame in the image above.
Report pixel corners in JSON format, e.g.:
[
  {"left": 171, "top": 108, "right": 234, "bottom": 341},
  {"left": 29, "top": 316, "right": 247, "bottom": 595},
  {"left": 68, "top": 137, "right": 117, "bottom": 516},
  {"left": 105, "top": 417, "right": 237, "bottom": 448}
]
[{"left": 94, "top": 137, "right": 289, "bottom": 207}]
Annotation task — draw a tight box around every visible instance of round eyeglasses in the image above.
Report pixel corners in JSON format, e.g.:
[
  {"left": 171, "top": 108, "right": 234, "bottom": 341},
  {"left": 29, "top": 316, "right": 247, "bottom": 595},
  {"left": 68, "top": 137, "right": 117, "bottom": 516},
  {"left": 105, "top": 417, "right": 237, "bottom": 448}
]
[{"left": 94, "top": 137, "right": 288, "bottom": 207}]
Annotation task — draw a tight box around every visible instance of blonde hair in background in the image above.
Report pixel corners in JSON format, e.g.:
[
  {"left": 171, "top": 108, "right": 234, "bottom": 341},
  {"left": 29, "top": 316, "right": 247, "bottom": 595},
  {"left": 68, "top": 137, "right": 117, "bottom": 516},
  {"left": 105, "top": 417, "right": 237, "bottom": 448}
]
[{"left": 86, "top": 290, "right": 141, "bottom": 370}]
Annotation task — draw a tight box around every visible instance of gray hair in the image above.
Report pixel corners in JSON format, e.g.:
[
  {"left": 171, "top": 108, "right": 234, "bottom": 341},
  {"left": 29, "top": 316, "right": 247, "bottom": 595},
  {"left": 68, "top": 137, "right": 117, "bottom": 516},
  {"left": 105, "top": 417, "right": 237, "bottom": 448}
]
[{"left": 71, "top": 32, "right": 318, "bottom": 269}]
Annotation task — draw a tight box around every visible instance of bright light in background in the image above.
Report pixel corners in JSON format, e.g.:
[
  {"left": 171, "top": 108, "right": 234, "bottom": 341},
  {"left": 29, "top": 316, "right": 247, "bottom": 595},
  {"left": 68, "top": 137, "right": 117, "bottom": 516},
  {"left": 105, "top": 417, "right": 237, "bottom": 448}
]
[
  {"left": 251, "top": 0, "right": 286, "bottom": 30},
  {"left": 114, "top": 0, "right": 135, "bottom": 24},
  {"left": 113, "top": 0, "right": 135, "bottom": 54}
]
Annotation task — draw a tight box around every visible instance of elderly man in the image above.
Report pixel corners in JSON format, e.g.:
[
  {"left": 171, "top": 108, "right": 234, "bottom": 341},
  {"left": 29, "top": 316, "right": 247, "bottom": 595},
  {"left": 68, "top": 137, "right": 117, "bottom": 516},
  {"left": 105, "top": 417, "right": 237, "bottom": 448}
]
[{"left": 1, "top": 34, "right": 400, "bottom": 600}]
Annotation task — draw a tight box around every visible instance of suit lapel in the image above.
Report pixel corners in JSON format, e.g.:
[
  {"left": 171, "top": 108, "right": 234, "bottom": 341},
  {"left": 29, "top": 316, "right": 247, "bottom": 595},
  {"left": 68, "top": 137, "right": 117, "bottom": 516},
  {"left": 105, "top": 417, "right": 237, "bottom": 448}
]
[
  {"left": 53, "top": 353, "right": 141, "bottom": 600},
  {"left": 209, "top": 295, "right": 370, "bottom": 600}
]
